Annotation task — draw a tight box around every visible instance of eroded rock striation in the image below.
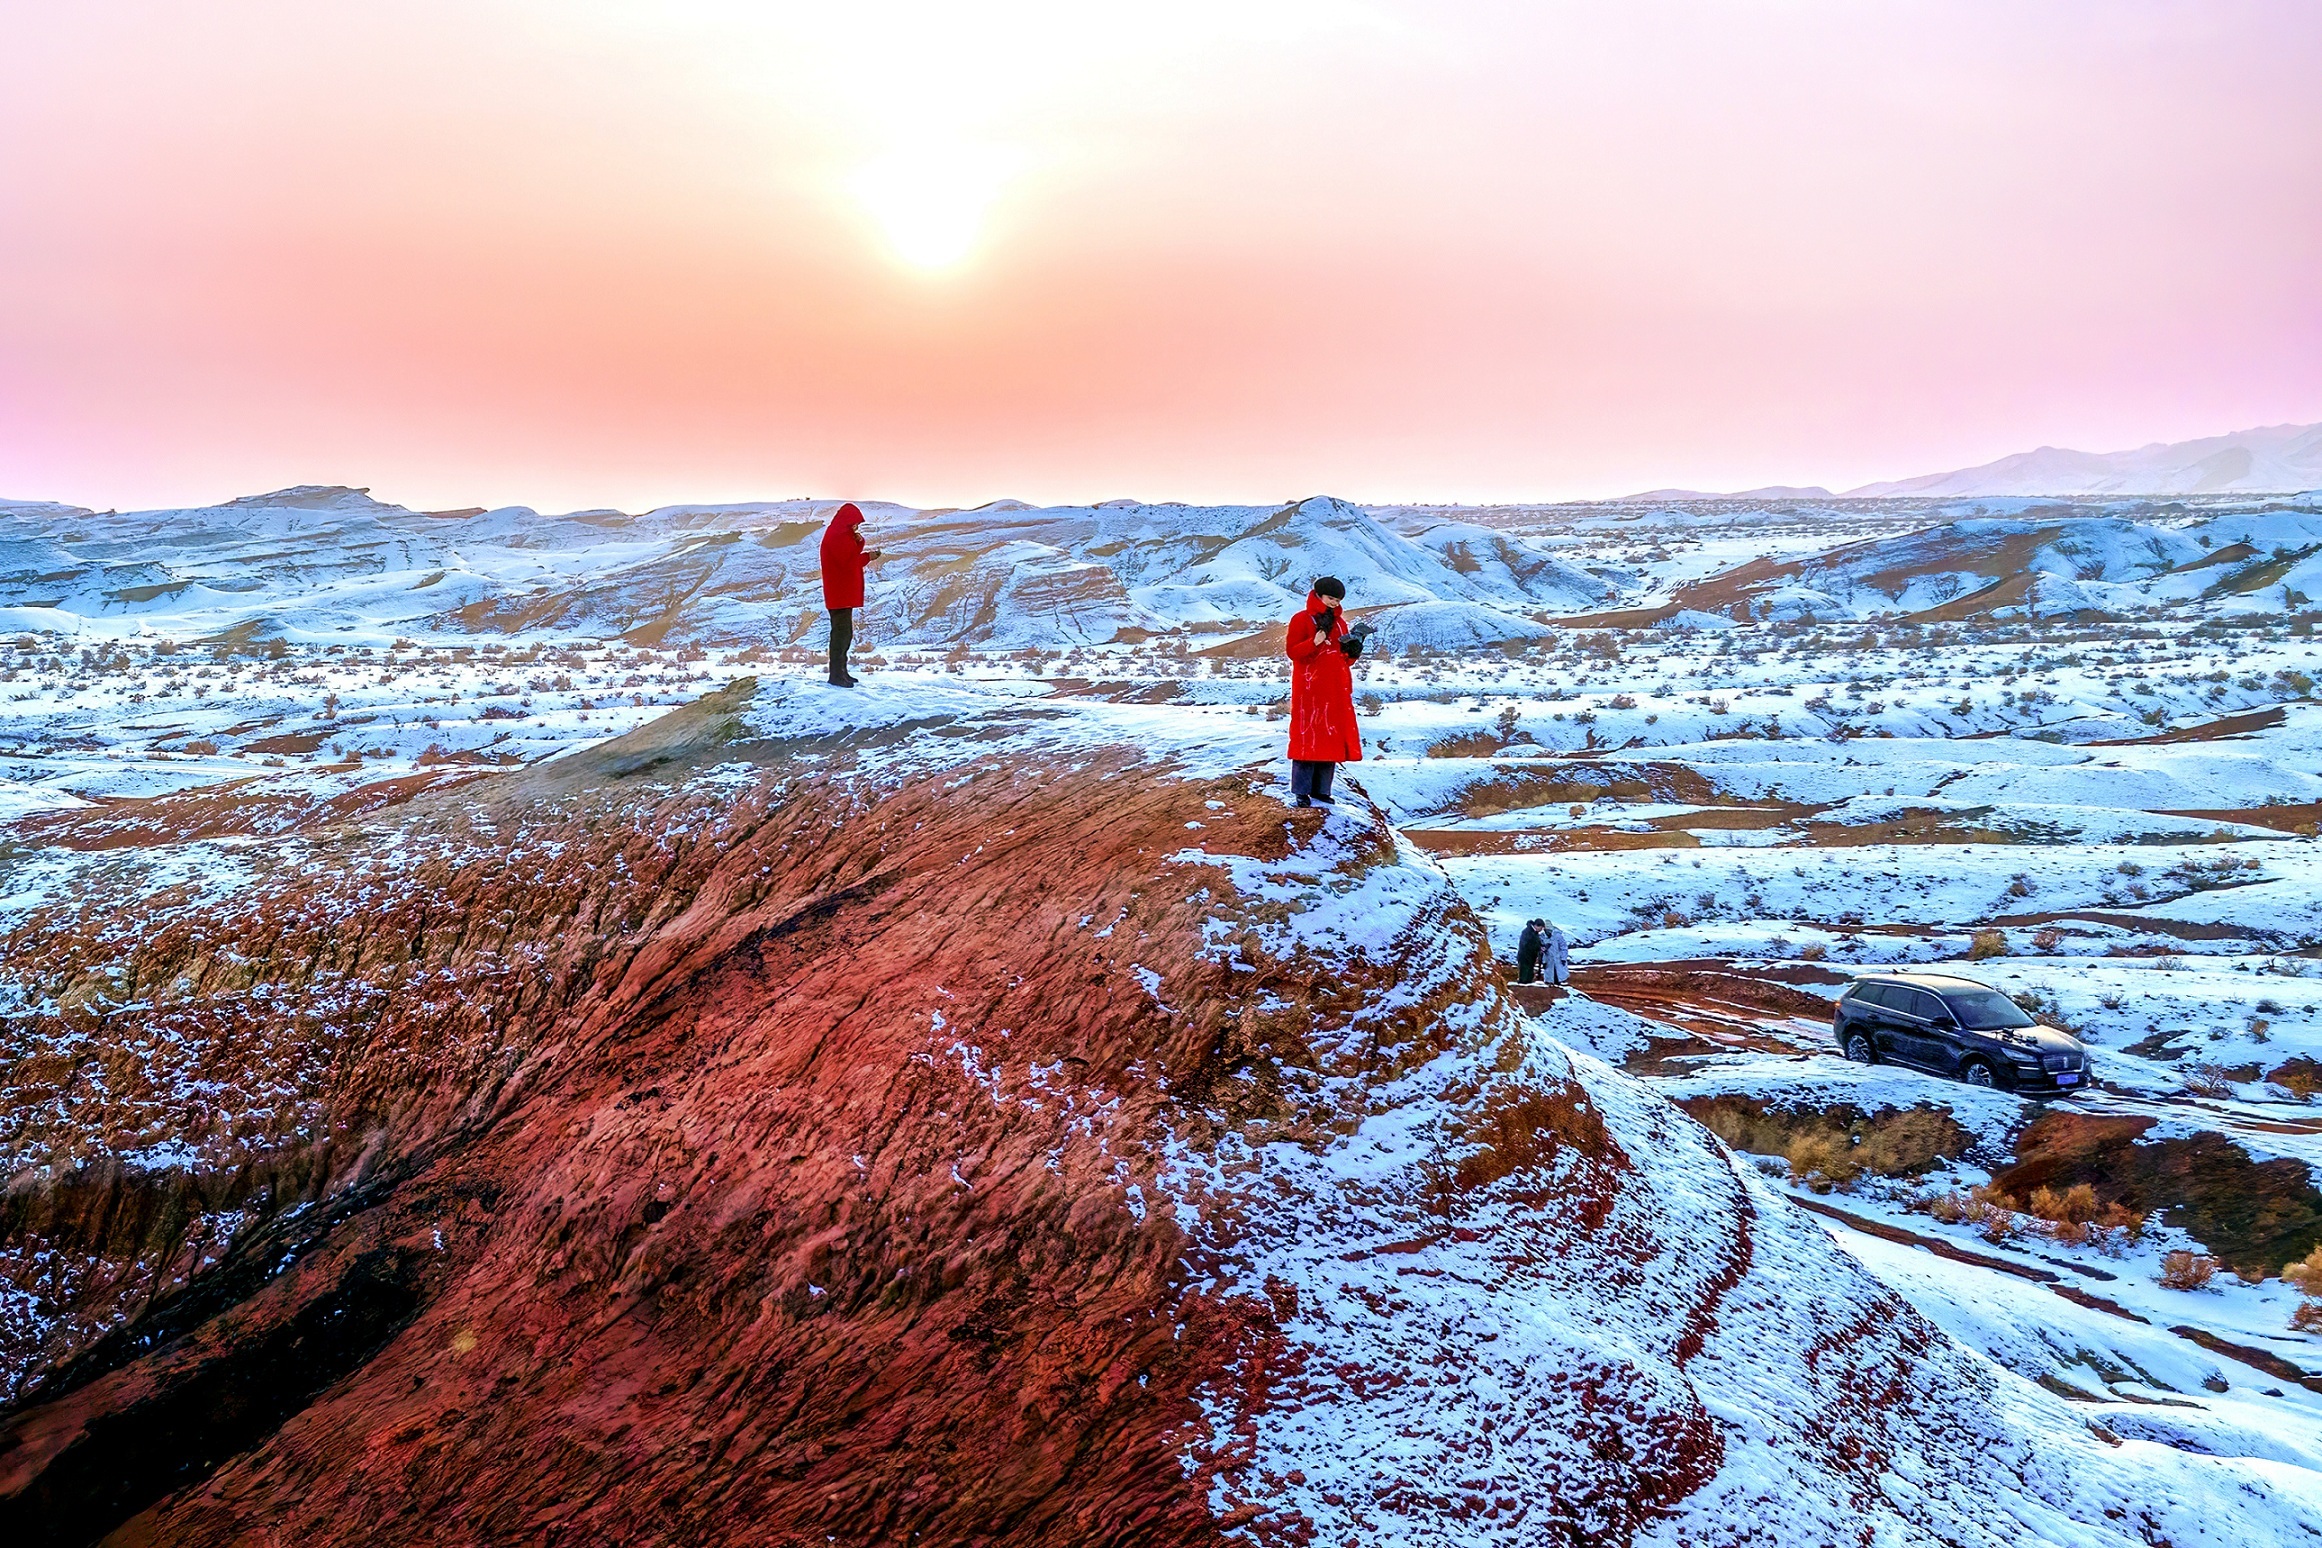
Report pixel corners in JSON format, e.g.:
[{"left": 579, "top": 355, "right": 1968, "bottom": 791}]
[{"left": 2, "top": 683, "right": 2312, "bottom": 1544}]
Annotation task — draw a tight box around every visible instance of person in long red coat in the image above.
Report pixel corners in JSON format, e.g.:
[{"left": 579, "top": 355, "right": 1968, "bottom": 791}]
[
  {"left": 818, "top": 503, "right": 881, "bottom": 687},
  {"left": 1285, "top": 575, "right": 1368, "bottom": 806}
]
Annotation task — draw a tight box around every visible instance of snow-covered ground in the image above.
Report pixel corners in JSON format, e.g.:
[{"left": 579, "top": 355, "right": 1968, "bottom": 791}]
[{"left": 6, "top": 483, "right": 2322, "bottom": 1530}]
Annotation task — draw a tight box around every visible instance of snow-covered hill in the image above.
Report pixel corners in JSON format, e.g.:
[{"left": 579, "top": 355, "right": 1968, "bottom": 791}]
[{"left": 0, "top": 489, "right": 1613, "bottom": 650}]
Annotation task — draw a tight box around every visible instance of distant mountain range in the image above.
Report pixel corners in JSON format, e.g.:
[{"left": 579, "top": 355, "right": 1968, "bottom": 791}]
[{"left": 1628, "top": 420, "right": 2322, "bottom": 501}]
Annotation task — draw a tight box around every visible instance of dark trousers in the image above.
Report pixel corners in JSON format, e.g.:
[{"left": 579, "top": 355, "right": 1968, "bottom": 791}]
[
  {"left": 1290, "top": 760, "right": 1337, "bottom": 802},
  {"left": 828, "top": 608, "right": 854, "bottom": 680}
]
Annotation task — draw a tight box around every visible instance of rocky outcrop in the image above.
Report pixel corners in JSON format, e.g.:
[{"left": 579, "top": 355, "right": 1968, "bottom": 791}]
[{"left": 1, "top": 685, "right": 2310, "bottom": 1544}]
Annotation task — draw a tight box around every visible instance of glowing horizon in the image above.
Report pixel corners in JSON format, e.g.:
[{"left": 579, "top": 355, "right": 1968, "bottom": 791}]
[{"left": 2, "top": 1, "right": 2318, "bottom": 515}]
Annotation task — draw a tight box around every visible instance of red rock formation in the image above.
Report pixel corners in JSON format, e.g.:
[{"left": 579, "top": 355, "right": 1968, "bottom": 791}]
[{"left": 0, "top": 684, "right": 2307, "bottom": 1545}]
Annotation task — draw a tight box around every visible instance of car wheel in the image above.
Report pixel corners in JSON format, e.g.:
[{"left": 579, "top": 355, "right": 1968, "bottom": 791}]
[
  {"left": 1960, "top": 1059, "right": 1995, "bottom": 1089},
  {"left": 1844, "top": 1031, "right": 1876, "bottom": 1064}
]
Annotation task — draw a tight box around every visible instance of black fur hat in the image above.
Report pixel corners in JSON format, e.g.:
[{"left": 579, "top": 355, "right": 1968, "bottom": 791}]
[{"left": 1312, "top": 576, "right": 1346, "bottom": 599}]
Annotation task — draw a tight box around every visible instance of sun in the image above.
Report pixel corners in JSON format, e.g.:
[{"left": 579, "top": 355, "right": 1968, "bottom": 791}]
[{"left": 849, "top": 140, "right": 1020, "bottom": 272}]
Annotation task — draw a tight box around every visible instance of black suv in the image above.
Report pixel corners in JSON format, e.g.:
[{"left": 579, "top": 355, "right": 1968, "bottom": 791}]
[{"left": 1833, "top": 972, "right": 2091, "bottom": 1092}]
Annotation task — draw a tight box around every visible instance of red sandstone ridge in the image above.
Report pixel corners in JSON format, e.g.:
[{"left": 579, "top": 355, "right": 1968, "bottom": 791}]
[{"left": 0, "top": 681, "right": 2304, "bottom": 1545}]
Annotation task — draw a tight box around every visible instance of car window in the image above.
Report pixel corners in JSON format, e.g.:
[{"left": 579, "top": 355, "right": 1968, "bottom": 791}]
[
  {"left": 1904, "top": 989, "right": 1948, "bottom": 1021},
  {"left": 1941, "top": 989, "right": 2036, "bottom": 1029},
  {"left": 1853, "top": 983, "right": 1896, "bottom": 1007}
]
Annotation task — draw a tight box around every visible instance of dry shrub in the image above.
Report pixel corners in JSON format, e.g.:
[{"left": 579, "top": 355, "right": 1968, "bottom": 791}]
[
  {"left": 2284, "top": 1245, "right": 2322, "bottom": 1298},
  {"left": 183, "top": 739, "right": 221, "bottom": 755},
  {"left": 1962, "top": 1184, "right": 2021, "bottom": 1243},
  {"left": 2159, "top": 1249, "right": 2218, "bottom": 1291},
  {"left": 2098, "top": 1202, "right": 2147, "bottom": 1243},
  {"left": 2293, "top": 1301, "right": 2322, "bottom": 1333},
  {"left": 2031, "top": 925, "right": 2064, "bottom": 952},
  {"left": 1855, "top": 1109, "right": 1961, "bottom": 1176},
  {"left": 1785, "top": 1132, "right": 1860, "bottom": 1193},
  {"left": 2023, "top": 1183, "right": 2150, "bottom": 1249},
  {"left": 1693, "top": 1099, "right": 1968, "bottom": 1195},
  {"left": 2269, "top": 1058, "right": 2322, "bottom": 1103},
  {"left": 2028, "top": 1182, "right": 2101, "bottom": 1225},
  {"left": 1968, "top": 928, "right": 2010, "bottom": 961},
  {"left": 1932, "top": 1181, "right": 2149, "bottom": 1252},
  {"left": 1426, "top": 730, "right": 1503, "bottom": 758},
  {"left": 1799, "top": 943, "right": 1828, "bottom": 961},
  {"left": 2184, "top": 1062, "right": 2237, "bottom": 1099}
]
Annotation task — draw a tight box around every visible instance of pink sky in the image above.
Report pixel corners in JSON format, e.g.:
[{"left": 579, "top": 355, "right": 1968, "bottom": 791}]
[{"left": 3, "top": 1, "right": 2318, "bottom": 513}]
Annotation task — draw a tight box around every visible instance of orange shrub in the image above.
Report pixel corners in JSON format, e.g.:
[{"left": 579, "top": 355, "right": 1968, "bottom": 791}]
[
  {"left": 2283, "top": 1245, "right": 2322, "bottom": 1298},
  {"left": 2159, "top": 1250, "right": 2217, "bottom": 1291}
]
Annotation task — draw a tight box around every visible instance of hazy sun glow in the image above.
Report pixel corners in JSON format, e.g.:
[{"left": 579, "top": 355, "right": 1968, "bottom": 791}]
[
  {"left": 849, "top": 141, "right": 1021, "bottom": 271},
  {"left": 0, "top": 1, "right": 2317, "bottom": 513}
]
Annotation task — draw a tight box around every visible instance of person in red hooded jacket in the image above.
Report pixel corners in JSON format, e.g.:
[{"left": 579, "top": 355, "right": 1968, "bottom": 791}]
[
  {"left": 1284, "top": 575, "right": 1370, "bottom": 806},
  {"left": 818, "top": 503, "right": 881, "bottom": 687}
]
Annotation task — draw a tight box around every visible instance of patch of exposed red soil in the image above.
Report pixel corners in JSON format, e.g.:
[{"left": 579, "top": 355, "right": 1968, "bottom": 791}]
[
  {"left": 1446, "top": 762, "right": 1722, "bottom": 819},
  {"left": 8, "top": 769, "right": 485, "bottom": 850},
  {"left": 1402, "top": 827, "right": 1699, "bottom": 856},
  {"left": 2173, "top": 541, "right": 2259, "bottom": 574},
  {"left": 1784, "top": 1200, "right": 2322, "bottom": 1393},
  {"left": 1543, "top": 959, "right": 1850, "bottom": 1071},
  {"left": 1408, "top": 800, "right": 2084, "bottom": 853},
  {"left": 2203, "top": 545, "right": 2321, "bottom": 598},
  {"left": 236, "top": 730, "right": 334, "bottom": 757},
  {"left": 2088, "top": 705, "right": 2286, "bottom": 745},
  {"left": 1542, "top": 602, "right": 1684, "bottom": 630},
  {"left": 1785, "top": 1197, "right": 2057, "bottom": 1283},
  {"left": 1565, "top": 963, "right": 1837, "bottom": 1053},
  {"left": 2158, "top": 800, "right": 2322, "bottom": 834},
  {"left": 2165, "top": 1325, "right": 2322, "bottom": 1395},
  {"left": 1899, "top": 572, "right": 2039, "bottom": 625},
  {"left": 1987, "top": 907, "right": 2265, "bottom": 942},
  {"left": 1035, "top": 678, "right": 1192, "bottom": 704}
]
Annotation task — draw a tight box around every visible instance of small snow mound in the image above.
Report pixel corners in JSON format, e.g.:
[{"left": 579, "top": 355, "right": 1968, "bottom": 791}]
[
  {"left": 0, "top": 779, "right": 90, "bottom": 818},
  {"left": 1656, "top": 607, "right": 1738, "bottom": 631},
  {"left": 1363, "top": 599, "right": 1552, "bottom": 651},
  {"left": 221, "top": 485, "right": 400, "bottom": 513}
]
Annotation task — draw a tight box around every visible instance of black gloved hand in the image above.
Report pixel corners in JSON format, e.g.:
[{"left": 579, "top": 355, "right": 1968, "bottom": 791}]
[{"left": 1341, "top": 635, "right": 1366, "bottom": 659}]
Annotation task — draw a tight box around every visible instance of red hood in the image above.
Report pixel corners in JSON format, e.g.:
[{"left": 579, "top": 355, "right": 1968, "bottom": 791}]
[
  {"left": 833, "top": 502, "right": 864, "bottom": 532},
  {"left": 1304, "top": 590, "right": 1340, "bottom": 613}
]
